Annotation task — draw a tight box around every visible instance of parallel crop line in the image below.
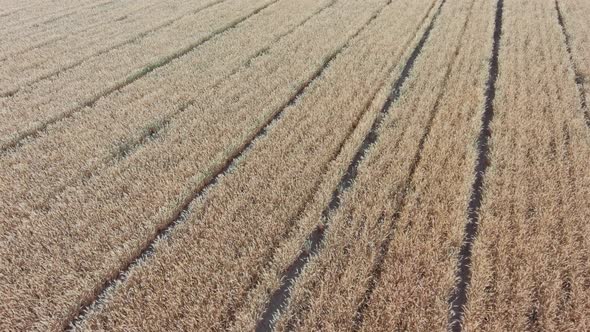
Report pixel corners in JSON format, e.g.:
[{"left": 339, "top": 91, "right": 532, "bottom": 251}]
[
  {"left": 33, "top": 0, "right": 339, "bottom": 216},
  {"left": 234, "top": 2, "right": 440, "bottom": 326},
  {"left": 0, "top": 15, "right": 124, "bottom": 62},
  {"left": 0, "top": 1, "right": 155, "bottom": 61},
  {"left": 67, "top": 2, "right": 374, "bottom": 328},
  {"left": 254, "top": 0, "right": 447, "bottom": 330},
  {"left": 0, "top": 0, "right": 278, "bottom": 153},
  {"left": 0, "top": 0, "right": 229, "bottom": 98},
  {"left": 447, "top": 0, "right": 503, "bottom": 331}
]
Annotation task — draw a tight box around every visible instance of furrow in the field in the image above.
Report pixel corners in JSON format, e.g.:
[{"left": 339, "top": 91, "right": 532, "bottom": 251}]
[
  {"left": 0, "top": 0, "right": 388, "bottom": 329},
  {"left": 447, "top": 0, "right": 503, "bottom": 330},
  {"left": 464, "top": 0, "right": 590, "bottom": 330},
  {"left": 262, "top": 0, "right": 494, "bottom": 330},
  {"left": 554, "top": 0, "right": 590, "bottom": 127},
  {"left": 0, "top": 0, "right": 159, "bottom": 60},
  {"left": 66, "top": 0, "right": 444, "bottom": 330},
  {"left": 255, "top": 0, "right": 448, "bottom": 329},
  {"left": 0, "top": 0, "right": 229, "bottom": 97},
  {"left": 0, "top": 0, "right": 334, "bottom": 235},
  {"left": 0, "top": 0, "right": 277, "bottom": 150}
]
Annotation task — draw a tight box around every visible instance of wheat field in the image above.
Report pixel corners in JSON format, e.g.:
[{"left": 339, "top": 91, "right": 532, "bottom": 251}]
[{"left": 1, "top": 0, "right": 589, "bottom": 331}]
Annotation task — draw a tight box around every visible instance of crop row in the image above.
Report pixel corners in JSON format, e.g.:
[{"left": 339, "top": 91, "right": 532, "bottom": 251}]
[
  {"left": 270, "top": 0, "right": 495, "bottom": 329},
  {"left": 0, "top": 0, "right": 151, "bottom": 57},
  {"left": 0, "top": 0, "right": 333, "bottom": 237},
  {"left": 0, "top": 0, "right": 394, "bottom": 329},
  {"left": 0, "top": 0, "right": 231, "bottom": 94}
]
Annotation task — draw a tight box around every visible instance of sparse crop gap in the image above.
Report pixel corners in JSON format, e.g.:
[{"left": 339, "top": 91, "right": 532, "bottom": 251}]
[
  {"left": 68, "top": 5, "right": 374, "bottom": 326},
  {"left": 67, "top": 207, "right": 195, "bottom": 330},
  {"left": 0, "top": 6, "right": 34, "bottom": 22},
  {"left": 224, "top": 115, "right": 360, "bottom": 329},
  {"left": 34, "top": 114, "right": 178, "bottom": 211},
  {"left": 0, "top": 0, "right": 280, "bottom": 153},
  {"left": 25, "top": 11, "right": 116, "bottom": 50},
  {"left": 554, "top": 0, "right": 589, "bottom": 128},
  {"left": 447, "top": 0, "right": 503, "bottom": 330},
  {"left": 352, "top": 75, "right": 440, "bottom": 331},
  {"left": 255, "top": 1, "right": 448, "bottom": 330},
  {"left": 37, "top": 0, "right": 337, "bottom": 210},
  {"left": 0, "top": 6, "right": 60, "bottom": 28},
  {"left": 28, "top": 115, "right": 175, "bottom": 213},
  {"left": 93, "top": 0, "right": 117, "bottom": 10}
]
